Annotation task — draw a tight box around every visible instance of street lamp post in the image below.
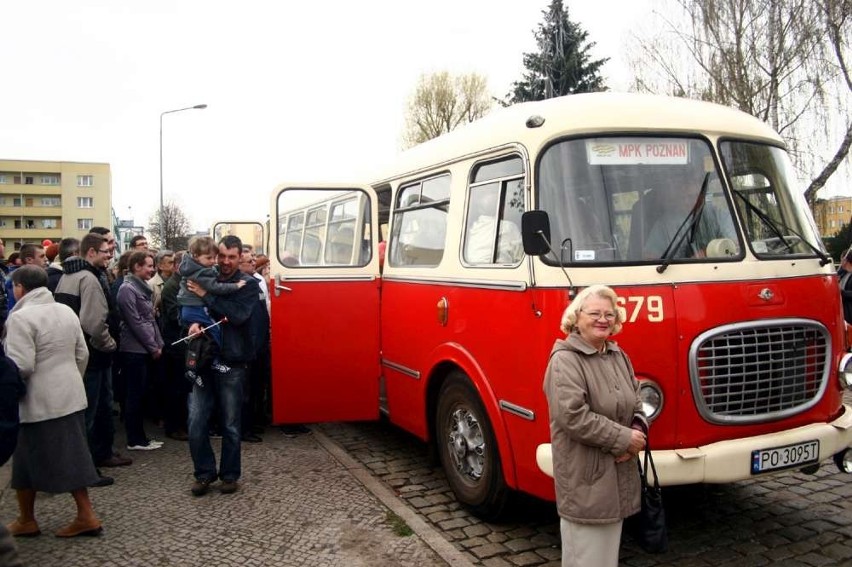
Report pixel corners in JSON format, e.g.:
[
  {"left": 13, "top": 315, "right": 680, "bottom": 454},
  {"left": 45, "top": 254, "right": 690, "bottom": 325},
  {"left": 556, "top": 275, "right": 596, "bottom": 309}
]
[{"left": 159, "top": 103, "right": 207, "bottom": 247}]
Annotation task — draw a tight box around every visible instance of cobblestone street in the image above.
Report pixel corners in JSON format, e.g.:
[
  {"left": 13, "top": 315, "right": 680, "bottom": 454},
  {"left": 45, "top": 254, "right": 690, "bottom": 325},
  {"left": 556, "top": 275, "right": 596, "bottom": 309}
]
[
  {"left": 320, "top": 419, "right": 852, "bottom": 567},
  {"left": 0, "top": 425, "right": 450, "bottom": 567}
]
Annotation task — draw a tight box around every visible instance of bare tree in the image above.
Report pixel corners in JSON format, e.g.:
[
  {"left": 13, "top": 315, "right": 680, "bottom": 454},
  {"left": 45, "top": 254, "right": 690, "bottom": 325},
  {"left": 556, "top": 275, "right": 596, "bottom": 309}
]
[
  {"left": 630, "top": 0, "right": 851, "bottom": 205},
  {"left": 148, "top": 201, "right": 192, "bottom": 251},
  {"left": 402, "top": 71, "right": 492, "bottom": 148}
]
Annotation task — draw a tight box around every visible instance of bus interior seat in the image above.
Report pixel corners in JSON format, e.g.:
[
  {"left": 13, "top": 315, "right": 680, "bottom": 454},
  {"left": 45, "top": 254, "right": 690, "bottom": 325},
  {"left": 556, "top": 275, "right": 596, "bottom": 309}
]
[{"left": 327, "top": 226, "right": 355, "bottom": 264}]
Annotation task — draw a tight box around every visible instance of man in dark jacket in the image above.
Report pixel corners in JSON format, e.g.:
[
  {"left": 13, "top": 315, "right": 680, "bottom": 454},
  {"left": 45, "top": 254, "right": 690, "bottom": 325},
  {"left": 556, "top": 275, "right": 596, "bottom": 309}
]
[
  {"left": 160, "top": 251, "right": 190, "bottom": 440},
  {"left": 47, "top": 237, "right": 79, "bottom": 294},
  {"left": 839, "top": 247, "right": 852, "bottom": 325},
  {"left": 184, "top": 236, "right": 258, "bottom": 497},
  {"left": 55, "top": 233, "right": 132, "bottom": 484}
]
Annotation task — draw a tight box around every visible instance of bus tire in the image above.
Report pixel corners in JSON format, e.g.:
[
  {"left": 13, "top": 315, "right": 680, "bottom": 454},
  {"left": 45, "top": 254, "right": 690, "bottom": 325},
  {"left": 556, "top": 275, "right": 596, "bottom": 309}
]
[{"left": 436, "top": 372, "right": 510, "bottom": 520}]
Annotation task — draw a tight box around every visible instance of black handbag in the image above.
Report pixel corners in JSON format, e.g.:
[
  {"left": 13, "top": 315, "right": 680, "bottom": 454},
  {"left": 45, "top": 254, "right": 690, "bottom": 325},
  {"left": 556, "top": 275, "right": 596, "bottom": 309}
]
[{"left": 631, "top": 442, "right": 669, "bottom": 553}]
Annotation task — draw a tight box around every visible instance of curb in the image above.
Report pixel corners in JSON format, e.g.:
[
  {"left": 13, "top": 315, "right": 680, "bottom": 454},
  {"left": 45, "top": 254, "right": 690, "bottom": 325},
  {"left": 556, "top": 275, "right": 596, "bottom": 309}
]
[{"left": 312, "top": 428, "right": 475, "bottom": 567}]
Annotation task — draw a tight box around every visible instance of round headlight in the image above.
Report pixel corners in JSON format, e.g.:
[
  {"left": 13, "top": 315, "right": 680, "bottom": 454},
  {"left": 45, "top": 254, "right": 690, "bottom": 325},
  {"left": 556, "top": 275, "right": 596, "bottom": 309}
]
[
  {"left": 834, "top": 449, "right": 852, "bottom": 474},
  {"left": 639, "top": 382, "right": 663, "bottom": 421},
  {"left": 839, "top": 353, "right": 852, "bottom": 389}
]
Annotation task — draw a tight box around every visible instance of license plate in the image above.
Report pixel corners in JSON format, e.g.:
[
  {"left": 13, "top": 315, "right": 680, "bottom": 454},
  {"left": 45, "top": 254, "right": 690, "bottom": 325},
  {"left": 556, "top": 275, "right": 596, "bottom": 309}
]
[{"left": 751, "top": 440, "right": 820, "bottom": 474}]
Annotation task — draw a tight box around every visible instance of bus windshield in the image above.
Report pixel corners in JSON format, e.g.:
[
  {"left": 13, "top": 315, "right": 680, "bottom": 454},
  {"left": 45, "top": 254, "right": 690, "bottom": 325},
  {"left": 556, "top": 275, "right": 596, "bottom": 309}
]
[
  {"left": 719, "top": 141, "right": 824, "bottom": 259},
  {"left": 538, "top": 137, "right": 740, "bottom": 265}
]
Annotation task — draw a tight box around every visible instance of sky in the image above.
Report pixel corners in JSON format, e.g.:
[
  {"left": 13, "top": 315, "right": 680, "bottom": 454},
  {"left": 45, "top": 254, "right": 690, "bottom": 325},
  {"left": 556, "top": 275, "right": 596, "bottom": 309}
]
[{"left": 0, "top": 0, "right": 677, "bottom": 233}]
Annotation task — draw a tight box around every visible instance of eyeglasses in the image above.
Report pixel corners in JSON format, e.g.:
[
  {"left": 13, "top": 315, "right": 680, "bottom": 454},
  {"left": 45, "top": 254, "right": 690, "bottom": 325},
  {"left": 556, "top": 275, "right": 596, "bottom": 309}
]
[
  {"left": 98, "top": 248, "right": 111, "bottom": 254},
  {"left": 581, "top": 310, "right": 617, "bottom": 321}
]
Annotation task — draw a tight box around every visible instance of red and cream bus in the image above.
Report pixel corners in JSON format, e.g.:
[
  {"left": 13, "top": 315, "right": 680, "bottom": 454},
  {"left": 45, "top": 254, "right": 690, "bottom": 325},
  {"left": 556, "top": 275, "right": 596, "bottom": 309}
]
[{"left": 266, "top": 93, "right": 852, "bottom": 519}]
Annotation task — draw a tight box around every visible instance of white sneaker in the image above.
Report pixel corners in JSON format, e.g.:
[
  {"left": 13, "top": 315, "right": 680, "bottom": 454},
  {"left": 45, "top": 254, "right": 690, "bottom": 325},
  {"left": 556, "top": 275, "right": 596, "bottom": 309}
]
[{"left": 127, "top": 442, "right": 163, "bottom": 451}]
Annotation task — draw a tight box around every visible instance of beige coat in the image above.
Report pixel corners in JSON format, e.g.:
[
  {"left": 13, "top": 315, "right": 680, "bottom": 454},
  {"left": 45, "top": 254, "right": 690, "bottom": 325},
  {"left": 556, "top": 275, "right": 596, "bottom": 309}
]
[
  {"left": 543, "top": 333, "right": 646, "bottom": 524},
  {"left": 4, "top": 287, "right": 89, "bottom": 423}
]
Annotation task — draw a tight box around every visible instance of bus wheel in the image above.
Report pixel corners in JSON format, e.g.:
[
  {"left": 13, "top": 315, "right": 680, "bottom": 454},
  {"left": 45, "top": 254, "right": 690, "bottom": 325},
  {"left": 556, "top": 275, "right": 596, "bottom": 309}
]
[{"left": 436, "top": 372, "right": 509, "bottom": 520}]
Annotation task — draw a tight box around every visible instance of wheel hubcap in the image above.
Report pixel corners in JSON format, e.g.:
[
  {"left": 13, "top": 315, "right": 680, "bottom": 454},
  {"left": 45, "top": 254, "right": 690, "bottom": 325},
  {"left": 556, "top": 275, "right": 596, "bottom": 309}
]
[{"left": 446, "top": 408, "right": 485, "bottom": 480}]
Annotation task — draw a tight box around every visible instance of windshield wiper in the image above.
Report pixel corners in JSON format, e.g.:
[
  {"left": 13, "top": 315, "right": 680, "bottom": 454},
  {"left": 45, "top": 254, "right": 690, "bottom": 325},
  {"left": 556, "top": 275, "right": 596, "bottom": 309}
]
[
  {"left": 657, "top": 174, "right": 710, "bottom": 274},
  {"left": 731, "top": 191, "right": 831, "bottom": 266}
]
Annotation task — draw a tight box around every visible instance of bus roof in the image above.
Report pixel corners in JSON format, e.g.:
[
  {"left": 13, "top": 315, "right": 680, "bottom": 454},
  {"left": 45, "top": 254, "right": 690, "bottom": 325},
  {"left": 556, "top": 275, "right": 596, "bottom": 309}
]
[{"left": 373, "top": 92, "right": 783, "bottom": 184}]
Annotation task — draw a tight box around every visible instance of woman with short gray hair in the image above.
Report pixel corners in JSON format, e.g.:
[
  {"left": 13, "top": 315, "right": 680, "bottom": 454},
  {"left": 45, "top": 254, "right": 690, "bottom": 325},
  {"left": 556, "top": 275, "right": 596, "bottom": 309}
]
[{"left": 543, "top": 284, "right": 647, "bottom": 566}]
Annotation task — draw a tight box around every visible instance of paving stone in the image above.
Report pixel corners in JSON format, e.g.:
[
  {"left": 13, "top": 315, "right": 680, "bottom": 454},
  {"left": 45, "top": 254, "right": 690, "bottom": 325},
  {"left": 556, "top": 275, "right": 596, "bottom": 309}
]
[
  {"left": 469, "top": 542, "right": 509, "bottom": 559},
  {"left": 507, "top": 551, "right": 546, "bottom": 566}
]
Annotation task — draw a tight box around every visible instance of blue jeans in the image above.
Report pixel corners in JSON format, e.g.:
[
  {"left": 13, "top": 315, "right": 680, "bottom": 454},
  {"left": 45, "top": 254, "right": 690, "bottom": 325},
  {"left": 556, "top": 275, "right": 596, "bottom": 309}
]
[
  {"left": 83, "top": 364, "right": 115, "bottom": 463},
  {"left": 188, "top": 366, "right": 245, "bottom": 482},
  {"left": 120, "top": 352, "right": 149, "bottom": 447}
]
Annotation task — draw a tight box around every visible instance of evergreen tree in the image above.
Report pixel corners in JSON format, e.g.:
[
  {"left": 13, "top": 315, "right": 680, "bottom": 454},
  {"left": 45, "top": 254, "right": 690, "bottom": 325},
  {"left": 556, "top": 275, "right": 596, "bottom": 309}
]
[{"left": 505, "top": 0, "right": 608, "bottom": 104}]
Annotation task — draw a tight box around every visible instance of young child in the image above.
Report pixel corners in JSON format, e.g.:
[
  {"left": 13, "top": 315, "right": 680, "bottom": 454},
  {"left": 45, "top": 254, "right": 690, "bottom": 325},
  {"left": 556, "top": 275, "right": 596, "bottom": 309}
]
[{"left": 178, "top": 236, "right": 245, "bottom": 385}]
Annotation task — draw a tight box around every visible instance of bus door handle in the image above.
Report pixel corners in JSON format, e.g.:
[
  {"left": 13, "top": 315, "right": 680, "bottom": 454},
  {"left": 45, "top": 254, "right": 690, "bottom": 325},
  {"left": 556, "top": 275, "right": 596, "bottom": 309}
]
[{"left": 274, "top": 274, "right": 292, "bottom": 297}]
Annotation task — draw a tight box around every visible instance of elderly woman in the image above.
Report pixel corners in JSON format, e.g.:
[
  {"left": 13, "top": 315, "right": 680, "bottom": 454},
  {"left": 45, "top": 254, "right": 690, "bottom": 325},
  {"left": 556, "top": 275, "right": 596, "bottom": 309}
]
[
  {"left": 543, "top": 284, "right": 647, "bottom": 567},
  {"left": 4, "top": 265, "right": 101, "bottom": 538},
  {"left": 117, "top": 251, "right": 164, "bottom": 451}
]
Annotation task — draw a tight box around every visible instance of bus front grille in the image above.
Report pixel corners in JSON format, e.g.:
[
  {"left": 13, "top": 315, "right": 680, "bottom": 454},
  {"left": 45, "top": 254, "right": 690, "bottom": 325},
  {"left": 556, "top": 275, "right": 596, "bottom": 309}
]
[{"left": 689, "top": 319, "right": 830, "bottom": 424}]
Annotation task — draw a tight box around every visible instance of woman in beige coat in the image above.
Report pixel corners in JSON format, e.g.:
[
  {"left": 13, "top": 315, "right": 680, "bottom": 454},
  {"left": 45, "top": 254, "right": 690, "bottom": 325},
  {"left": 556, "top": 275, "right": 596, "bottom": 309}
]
[
  {"left": 4, "top": 266, "right": 101, "bottom": 538},
  {"left": 543, "top": 284, "right": 647, "bottom": 567}
]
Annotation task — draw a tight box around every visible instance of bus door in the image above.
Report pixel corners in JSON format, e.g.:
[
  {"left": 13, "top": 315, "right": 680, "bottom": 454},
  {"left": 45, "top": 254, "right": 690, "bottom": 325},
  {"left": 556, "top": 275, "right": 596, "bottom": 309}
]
[{"left": 269, "top": 184, "right": 381, "bottom": 424}]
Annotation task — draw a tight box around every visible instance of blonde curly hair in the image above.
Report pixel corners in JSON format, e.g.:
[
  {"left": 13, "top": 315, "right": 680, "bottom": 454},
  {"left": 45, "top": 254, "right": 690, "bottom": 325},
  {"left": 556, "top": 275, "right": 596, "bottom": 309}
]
[{"left": 559, "top": 284, "right": 624, "bottom": 336}]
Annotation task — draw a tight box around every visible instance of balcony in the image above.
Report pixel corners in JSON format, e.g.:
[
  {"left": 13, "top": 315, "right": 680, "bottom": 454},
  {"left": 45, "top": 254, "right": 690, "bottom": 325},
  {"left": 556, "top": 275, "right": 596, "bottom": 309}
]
[
  {"left": 0, "top": 228, "right": 63, "bottom": 240},
  {"left": 0, "top": 183, "right": 62, "bottom": 195},
  {"left": 0, "top": 206, "right": 62, "bottom": 217}
]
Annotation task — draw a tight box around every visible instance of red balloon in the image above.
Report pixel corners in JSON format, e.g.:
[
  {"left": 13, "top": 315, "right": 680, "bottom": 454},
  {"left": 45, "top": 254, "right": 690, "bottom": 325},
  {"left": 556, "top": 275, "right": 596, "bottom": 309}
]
[{"left": 42, "top": 239, "right": 52, "bottom": 247}]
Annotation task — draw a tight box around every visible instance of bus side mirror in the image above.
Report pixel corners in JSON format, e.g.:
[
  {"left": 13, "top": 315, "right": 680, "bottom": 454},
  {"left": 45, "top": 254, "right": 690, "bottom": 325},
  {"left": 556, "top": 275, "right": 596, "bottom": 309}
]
[{"left": 522, "top": 211, "right": 552, "bottom": 256}]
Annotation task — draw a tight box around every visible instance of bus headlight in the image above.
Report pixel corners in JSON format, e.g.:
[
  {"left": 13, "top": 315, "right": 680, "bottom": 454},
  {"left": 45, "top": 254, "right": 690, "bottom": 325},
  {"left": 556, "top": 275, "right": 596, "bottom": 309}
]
[
  {"left": 840, "top": 353, "right": 852, "bottom": 389},
  {"left": 639, "top": 381, "right": 663, "bottom": 421},
  {"left": 834, "top": 449, "right": 852, "bottom": 474}
]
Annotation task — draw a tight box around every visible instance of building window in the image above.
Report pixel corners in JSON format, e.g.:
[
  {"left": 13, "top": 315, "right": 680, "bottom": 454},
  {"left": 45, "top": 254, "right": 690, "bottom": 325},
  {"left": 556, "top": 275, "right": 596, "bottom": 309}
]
[
  {"left": 840, "top": 206, "right": 845, "bottom": 213},
  {"left": 0, "top": 175, "right": 6, "bottom": 184},
  {"left": 77, "top": 175, "right": 93, "bottom": 187},
  {"left": 77, "top": 218, "right": 93, "bottom": 230},
  {"left": 77, "top": 197, "right": 93, "bottom": 208},
  {"left": 41, "top": 219, "right": 57, "bottom": 229},
  {"left": 41, "top": 175, "right": 59, "bottom": 185},
  {"left": 831, "top": 220, "right": 836, "bottom": 228},
  {"left": 40, "top": 197, "right": 60, "bottom": 207},
  {"left": 12, "top": 198, "right": 22, "bottom": 207}
]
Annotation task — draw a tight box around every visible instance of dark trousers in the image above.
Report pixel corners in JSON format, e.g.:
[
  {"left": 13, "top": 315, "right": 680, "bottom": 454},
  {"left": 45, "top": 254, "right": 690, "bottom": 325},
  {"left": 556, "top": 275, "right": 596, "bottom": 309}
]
[
  {"left": 164, "top": 351, "right": 190, "bottom": 434},
  {"left": 120, "top": 352, "right": 150, "bottom": 447},
  {"left": 243, "top": 348, "right": 270, "bottom": 433},
  {"left": 83, "top": 364, "right": 115, "bottom": 463}
]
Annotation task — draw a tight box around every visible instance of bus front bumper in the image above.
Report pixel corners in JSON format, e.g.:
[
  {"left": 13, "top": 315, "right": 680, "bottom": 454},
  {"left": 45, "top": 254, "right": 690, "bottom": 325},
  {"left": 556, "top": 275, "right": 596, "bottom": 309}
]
[{"left": 536, "top": 405, "right": 852, "bottom": 485}]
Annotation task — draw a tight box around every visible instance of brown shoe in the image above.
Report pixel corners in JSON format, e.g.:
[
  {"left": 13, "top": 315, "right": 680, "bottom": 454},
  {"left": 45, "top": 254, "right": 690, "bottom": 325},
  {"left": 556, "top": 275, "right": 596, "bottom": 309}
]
[
  {"left": 166, "top": 431, "right": 189, "bottom": 441},
  {"left": 55, "top": 518, "right": 102, "bottom": 538},
  {"left": 7, "top": 518, "right": 40, "bottom": 537},
  {"left": 96, "top": 455, "right": 133, "bottom": 467},
  {"left": 220, "top": 480, "right": 239, "bottom": 494},
  {"left": 191, "top": 479, "right": 211, "bottom": 497}
]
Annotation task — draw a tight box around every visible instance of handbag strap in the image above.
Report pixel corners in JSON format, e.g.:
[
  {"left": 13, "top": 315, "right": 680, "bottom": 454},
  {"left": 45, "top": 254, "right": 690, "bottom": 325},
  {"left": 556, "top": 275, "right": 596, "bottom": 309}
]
[{"left": 639, "top": 432, "right": 661, "bottom": 491}]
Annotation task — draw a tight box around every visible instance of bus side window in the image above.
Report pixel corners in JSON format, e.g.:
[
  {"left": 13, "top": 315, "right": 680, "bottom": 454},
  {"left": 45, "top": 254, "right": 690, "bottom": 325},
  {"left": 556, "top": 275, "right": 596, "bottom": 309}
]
[
  {"left": 390, "top": 175, "right": 450, "bottom": 267},
  {"left": 463, "top": 156, "right": 525, "bottom": 265}
]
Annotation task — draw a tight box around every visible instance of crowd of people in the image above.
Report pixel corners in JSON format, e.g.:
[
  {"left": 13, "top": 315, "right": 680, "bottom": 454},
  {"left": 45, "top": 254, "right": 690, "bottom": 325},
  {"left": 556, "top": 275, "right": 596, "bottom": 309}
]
[{"left": 0, "top": 229, "right": 280, "bottom": 549}]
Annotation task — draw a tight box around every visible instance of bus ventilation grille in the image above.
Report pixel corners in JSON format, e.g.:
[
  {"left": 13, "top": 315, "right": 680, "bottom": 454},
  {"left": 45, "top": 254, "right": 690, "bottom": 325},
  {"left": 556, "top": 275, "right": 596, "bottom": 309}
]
[{"left": 692, "top": 321, "right": 829, "bottom": 424}]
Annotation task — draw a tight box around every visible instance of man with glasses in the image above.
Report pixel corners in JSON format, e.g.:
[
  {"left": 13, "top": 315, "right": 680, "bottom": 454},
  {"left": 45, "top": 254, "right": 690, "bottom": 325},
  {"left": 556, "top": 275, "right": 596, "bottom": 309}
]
[
  {"left": 130, "top": 235, "right": 148, "bottom": 250},
  {"left": 56, "top": 234, "right": 132, "bottom": 487}
]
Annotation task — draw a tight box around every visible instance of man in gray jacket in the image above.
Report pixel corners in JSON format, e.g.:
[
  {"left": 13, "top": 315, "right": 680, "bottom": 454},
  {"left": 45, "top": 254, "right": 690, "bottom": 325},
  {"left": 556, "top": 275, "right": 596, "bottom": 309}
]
[{"left": 55, "top": 233, "right": 132, "bottom": 485}]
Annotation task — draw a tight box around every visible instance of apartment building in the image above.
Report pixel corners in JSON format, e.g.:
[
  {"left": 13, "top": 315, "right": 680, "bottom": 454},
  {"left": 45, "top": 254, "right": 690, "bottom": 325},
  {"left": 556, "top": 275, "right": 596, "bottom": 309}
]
[
  {"left": 813, "top": 195, "right": 852, "bottom": 239},
  {"left": 0, "top": 159, "right": 112, "bottom": 251}
]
